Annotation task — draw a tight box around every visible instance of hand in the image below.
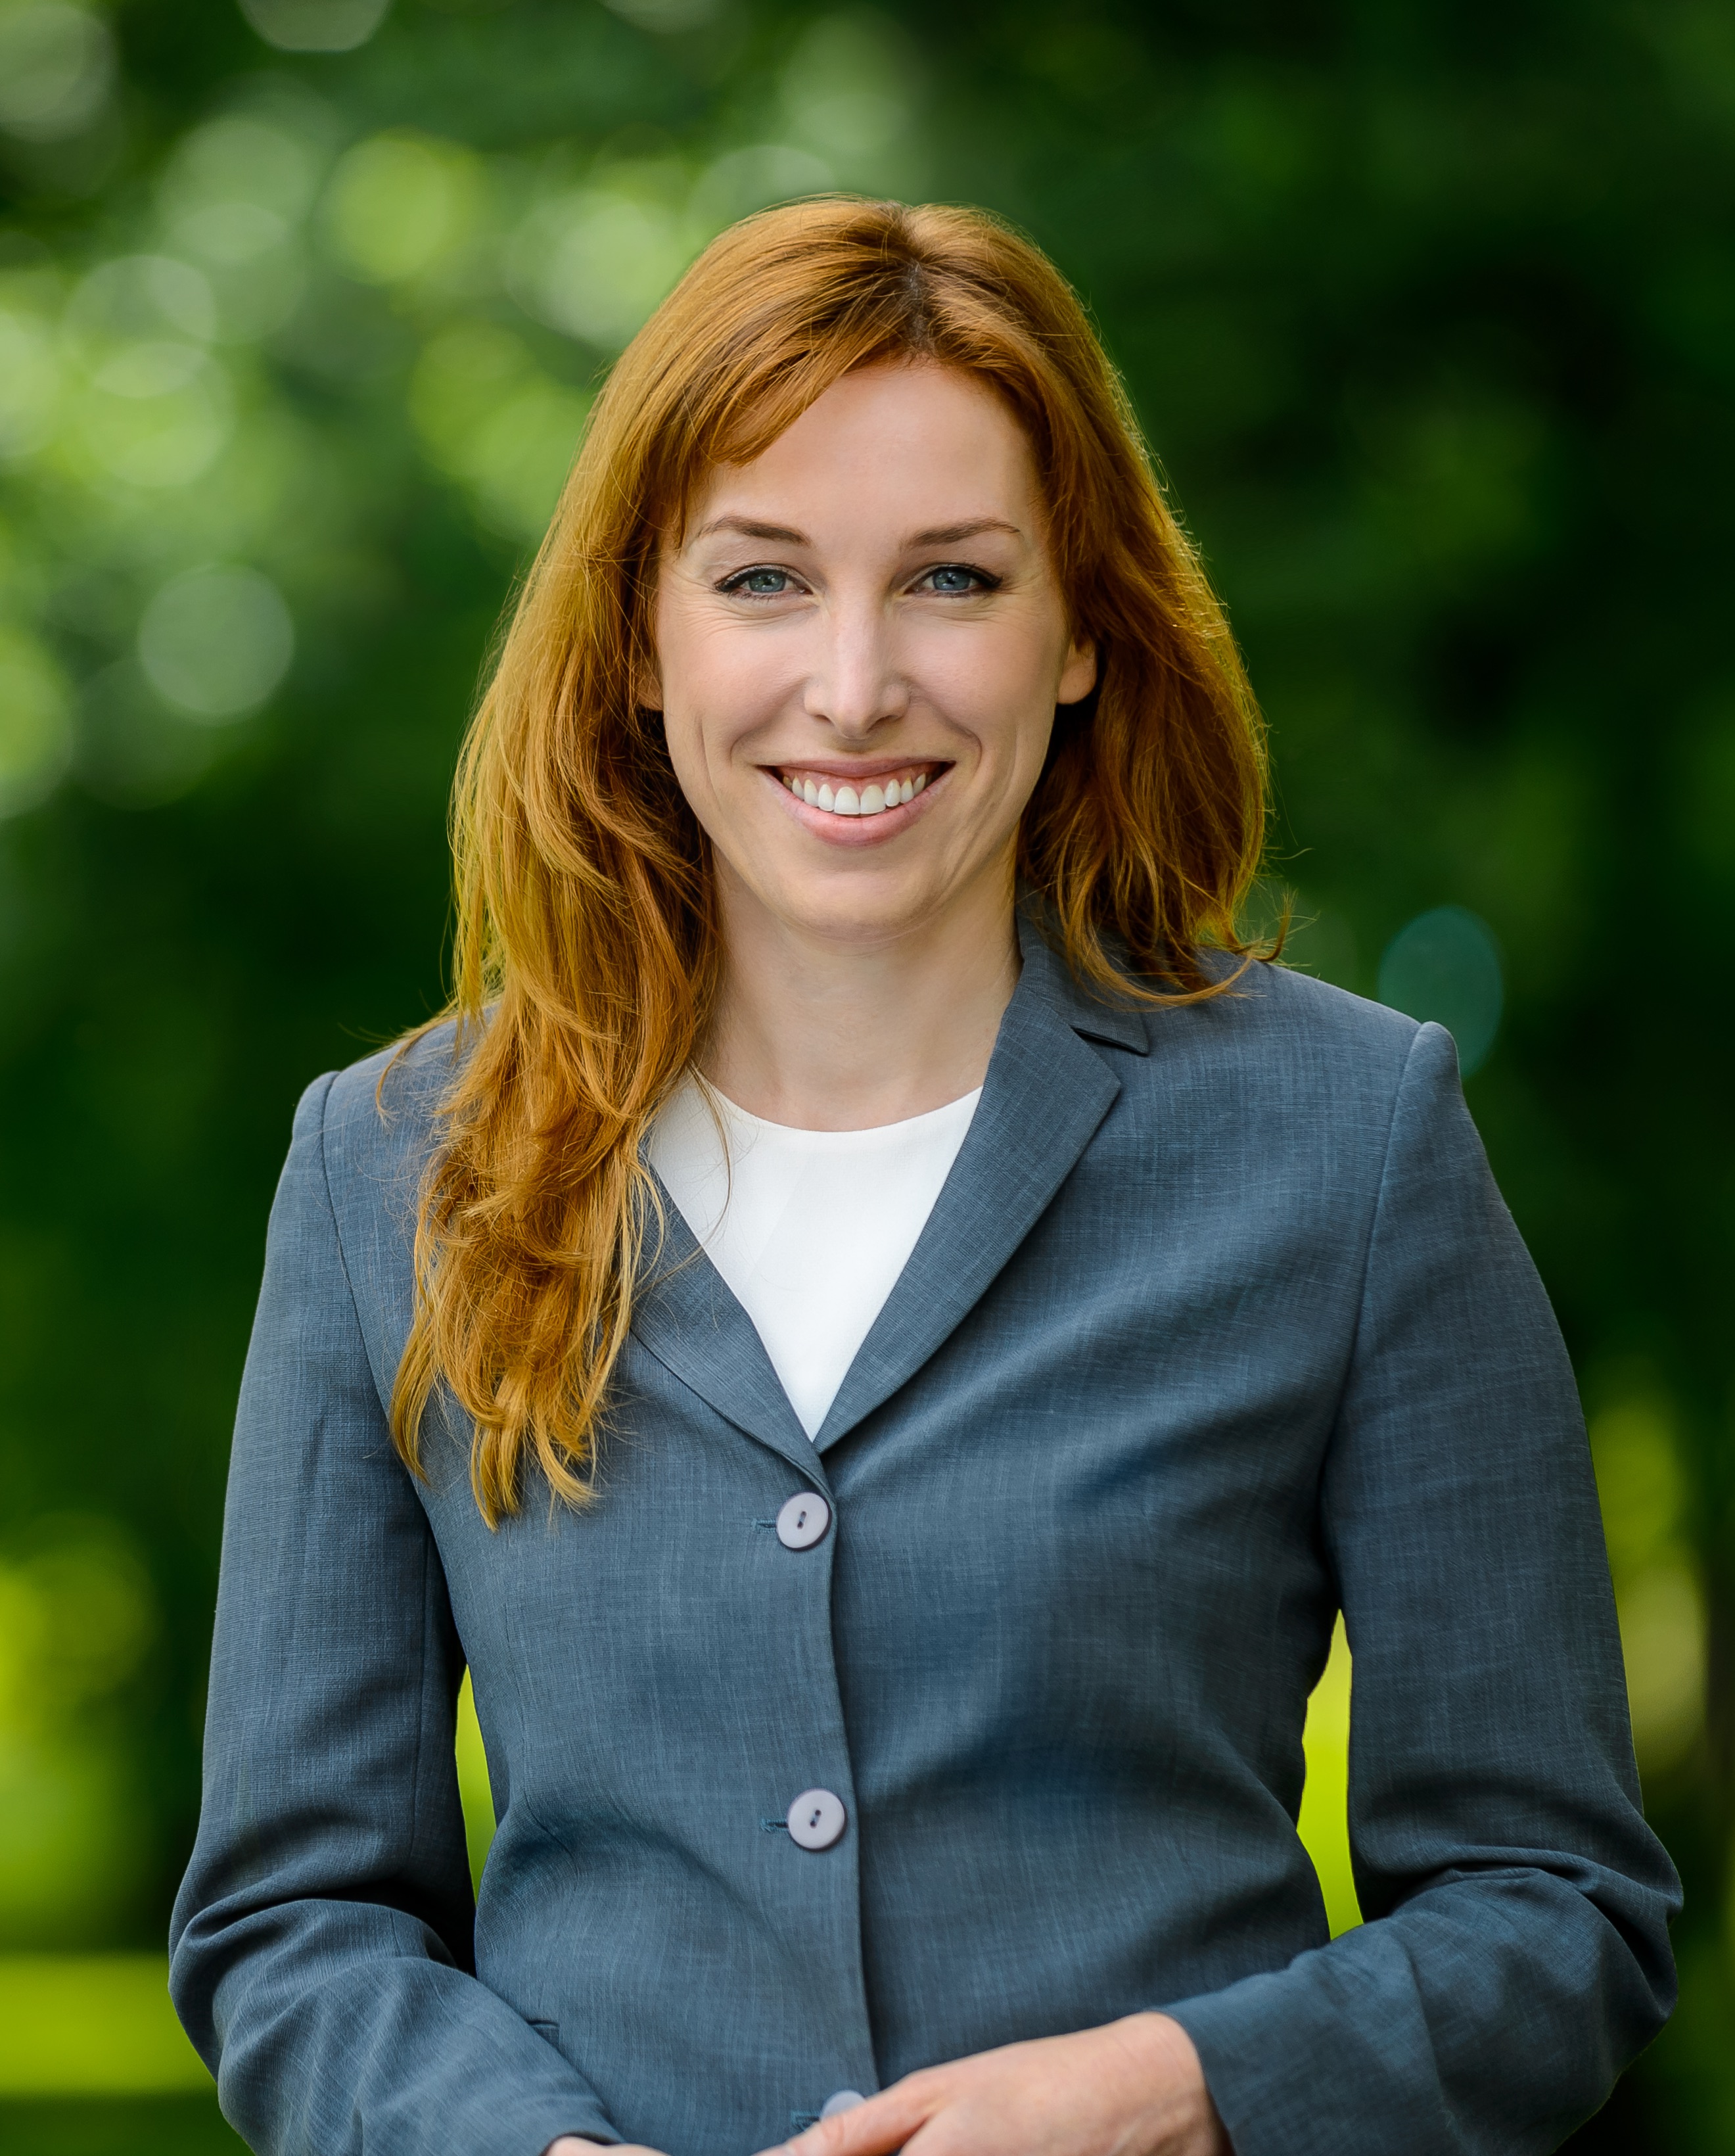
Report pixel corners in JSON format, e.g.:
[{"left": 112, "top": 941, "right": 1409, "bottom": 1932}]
[
  {"left": 544, "top": 2142, "right": 668, "bottom": 2155},
  {"left": 754, "top": 2015, "right": 1228, "bottom": 2156}
]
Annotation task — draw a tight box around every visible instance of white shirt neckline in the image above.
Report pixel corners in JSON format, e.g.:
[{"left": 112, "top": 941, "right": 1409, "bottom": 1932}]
[{"left": 647, "top": 1075, "right": 983, "bottom": 1441}]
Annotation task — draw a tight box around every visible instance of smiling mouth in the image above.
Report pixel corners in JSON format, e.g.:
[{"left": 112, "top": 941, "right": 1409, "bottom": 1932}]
[{"left": 774, "top": 762, "right": 946, "bottom": 819}]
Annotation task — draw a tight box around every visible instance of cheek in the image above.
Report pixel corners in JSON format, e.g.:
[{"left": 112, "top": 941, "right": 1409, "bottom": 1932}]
[
  {"left": 914, "top": 613, "right": 1069, "bottom": 749},
  {"left": 660, "top": 610, "right": 794, "bottom": 739},
  {"left": 653, "top": 584, "right": 799, "bottom": 843}
]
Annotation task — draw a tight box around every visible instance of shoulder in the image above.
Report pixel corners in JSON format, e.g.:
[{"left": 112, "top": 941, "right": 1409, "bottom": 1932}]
[
  {"left": 1019, "top": 906, "right": 1431, "bottom": 1115},
  {"left": 266, "top": 1020, "right": 469, "bottom": 1367},
  {"left": 1101, "top": 958, "right": 1457, "bottom": 1157},
  {"left": 289, "top": 1016, "right": 465, "bottom": 1228},
  {"left": 1097, "top": 954, "right": 1425, "bottom": 1075},
  {"left": 1156, "top": 958, "right": 1421, "bottom": 1069}
]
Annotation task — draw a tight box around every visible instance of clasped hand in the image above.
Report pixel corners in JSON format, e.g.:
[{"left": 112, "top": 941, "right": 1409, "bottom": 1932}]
[{"left": 548, "top": 2012, "right": 1227, "bottom": 2156}]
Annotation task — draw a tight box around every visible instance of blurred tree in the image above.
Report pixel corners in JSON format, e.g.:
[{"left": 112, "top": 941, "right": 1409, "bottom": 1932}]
[{"left": 0, "top": 0, "right": 1728, "bottom": 2146}]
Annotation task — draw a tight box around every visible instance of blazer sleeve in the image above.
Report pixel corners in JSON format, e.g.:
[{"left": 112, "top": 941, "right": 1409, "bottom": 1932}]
[
  {"left": 1166, "top": 1022, "right": 1680, "bottom": 2156},
  {"left": 168, "top": 1074, "right": 621, "bottom": 2156}
]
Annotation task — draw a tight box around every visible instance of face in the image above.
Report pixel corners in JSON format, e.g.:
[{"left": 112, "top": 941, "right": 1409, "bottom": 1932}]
[{"left": 648, "top": 360, "right": 1096, "bottom": 953}]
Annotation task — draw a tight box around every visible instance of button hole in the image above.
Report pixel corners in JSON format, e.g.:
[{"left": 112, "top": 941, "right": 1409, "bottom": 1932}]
[
  {"left": 759, "top": 1818, "right": 789, "bottom": 1833},
  {"left": 791, "top": 2115, "right": 821, "bottom": 2132}
]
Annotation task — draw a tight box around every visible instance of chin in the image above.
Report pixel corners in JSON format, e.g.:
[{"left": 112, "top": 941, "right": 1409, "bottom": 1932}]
[{"left": 768, "top": 868, "right": 944, "bottom": 949}]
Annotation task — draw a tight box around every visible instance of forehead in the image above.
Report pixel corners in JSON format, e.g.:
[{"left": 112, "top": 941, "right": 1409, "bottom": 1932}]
[{"left": 679, "top": 362, "right": 1043, "bottom": 541}]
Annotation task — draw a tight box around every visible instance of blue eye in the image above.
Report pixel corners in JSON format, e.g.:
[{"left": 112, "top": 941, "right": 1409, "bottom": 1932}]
[
  {"left": 726, "top": 567, "right": 793, "bottom": 596},
  {"left": 924, "top": 565, "right": 989, "bottom": 595}
]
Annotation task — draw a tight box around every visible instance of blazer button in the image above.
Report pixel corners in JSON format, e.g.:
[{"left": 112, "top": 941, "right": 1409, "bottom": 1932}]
[
  {"left": 786, "top": 1788, "right": 847, "bottom": 1850},
  {"left": 821, "top": 2092, "right": 865, "bottom": 2119},
  {"left": 775, "top": 1491, "right": 831, "bottom": 1550}
]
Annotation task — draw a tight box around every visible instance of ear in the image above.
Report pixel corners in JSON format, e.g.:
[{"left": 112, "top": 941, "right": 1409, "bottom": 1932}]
[
  {"left": 634, "top": 541, "right": 670, "bottom": 713},
  {"left": 632, "top": 642, "right": 664, "bottom": 716},
  {"left": 1057, "top": 635, "right": 1097, "bottom": 707}
]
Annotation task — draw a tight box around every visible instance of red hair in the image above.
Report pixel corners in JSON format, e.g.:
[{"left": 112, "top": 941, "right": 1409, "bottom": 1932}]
[{"left": 392, "top": 197, "right": 1269, "bottom": 1521}]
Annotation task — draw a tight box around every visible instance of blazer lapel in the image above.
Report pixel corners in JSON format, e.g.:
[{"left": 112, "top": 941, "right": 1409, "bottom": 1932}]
[
  {"left": 812, "top": 916, "right": 1145, "bottom": 1455},
  {"left": 628, "top": 1188, "right": 821, "bottom": 1481}
]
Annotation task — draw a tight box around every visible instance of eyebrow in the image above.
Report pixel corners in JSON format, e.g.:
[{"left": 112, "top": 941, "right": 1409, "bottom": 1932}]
[
  {"left": 690, "top": 515, "right": 809, "bottom": 545},
  {"left": 689, "top": 513, "right": 1025, "bottom": 549},
  {"left": 906, "top": 517, "right": 1024, "bottom": 547}
]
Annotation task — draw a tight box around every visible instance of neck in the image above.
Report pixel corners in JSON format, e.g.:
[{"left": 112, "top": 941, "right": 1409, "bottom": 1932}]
[{"left": 700, "top": 866, "right": 1019, "bottom": 1130}]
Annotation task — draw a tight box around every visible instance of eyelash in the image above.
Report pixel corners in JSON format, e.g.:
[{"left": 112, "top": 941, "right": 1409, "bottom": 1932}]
[{"left": 716, "top": 563, "right": 1002, "bottom": 599}]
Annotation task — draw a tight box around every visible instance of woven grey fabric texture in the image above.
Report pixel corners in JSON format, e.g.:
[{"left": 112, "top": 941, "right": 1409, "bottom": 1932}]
[{"left": 170, "top": 916, "right": 1678, "bottom": 2156}]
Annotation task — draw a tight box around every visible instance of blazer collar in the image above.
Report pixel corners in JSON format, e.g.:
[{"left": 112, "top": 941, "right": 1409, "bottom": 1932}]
[
  {"left": 628, "top": 1188, "right": 823, "bottom": 1484},
  {"left": 1008, "top": 897, "right": 1151, "bottom": 1056},
  {"left": 812, "top": 910, "right": 1137, "bottom": 1452},
  {"left": 628, "top": 904, "right": 1147, "bottom": 1475}
]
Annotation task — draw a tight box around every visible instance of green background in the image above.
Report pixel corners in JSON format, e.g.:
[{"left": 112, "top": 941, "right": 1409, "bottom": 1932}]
[{"left": 1, "top": 0, "right": 1730, "bottom": 2147}]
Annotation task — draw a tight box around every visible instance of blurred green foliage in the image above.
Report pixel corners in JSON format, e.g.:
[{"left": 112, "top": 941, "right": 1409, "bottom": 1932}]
[
  {"left": 1, "top": 0, "right": 1731, "bottom": 2149},
  {"left": 0, "top": 2095, "right": 243, "bottom": 2155},
  {"left": 0, "top": 1954, "right": 210, "bottom": 2091}
]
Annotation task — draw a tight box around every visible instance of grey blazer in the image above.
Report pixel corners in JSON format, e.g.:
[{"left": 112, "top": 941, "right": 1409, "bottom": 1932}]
[{"left": 170, "top": 918, "right": 1678, "bottom": 2156}]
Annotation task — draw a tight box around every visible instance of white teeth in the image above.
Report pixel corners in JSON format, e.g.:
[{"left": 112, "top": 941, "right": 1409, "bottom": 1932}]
[{"left": 785, "top": 769, "right": 931, "bottom": 814}]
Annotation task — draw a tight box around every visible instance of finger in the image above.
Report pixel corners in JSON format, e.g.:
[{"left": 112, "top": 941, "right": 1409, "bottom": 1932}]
[
  {"left": 754, "top": 2080, "right": 939, "bottom": 2156},
  {"left": 810, "top": 2084, "right": 940, "bottom": 2156}
]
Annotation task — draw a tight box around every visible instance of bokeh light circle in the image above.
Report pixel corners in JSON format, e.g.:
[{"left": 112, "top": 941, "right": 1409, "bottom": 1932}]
[
  {"left": 238, "top": 0, "right": 392, "bottom": 54},
  {"left": 137, "top": 565, "right": 295, "bottom": 722},
  {"left": 1377, "top": 906, "right": 1504, "bottom": 1075}
]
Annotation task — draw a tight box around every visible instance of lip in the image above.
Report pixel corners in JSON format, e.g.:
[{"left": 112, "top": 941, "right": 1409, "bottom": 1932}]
[
  {"left": 760, "top": 759, "right": 950, "bottom": 847},
  {"left": 766, "top": 755, "right": 941, "bottom": 782}
]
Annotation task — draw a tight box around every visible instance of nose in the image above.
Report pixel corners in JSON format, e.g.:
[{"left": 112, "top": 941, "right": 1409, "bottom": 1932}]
[{"left": 802, "top": 594, "right": 908, "bottom": 741}]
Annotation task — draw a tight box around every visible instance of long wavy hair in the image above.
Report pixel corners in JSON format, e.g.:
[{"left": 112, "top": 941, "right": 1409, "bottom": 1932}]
[{"left": 391, "top": 197, "right": 1270, "bottom": 1522}]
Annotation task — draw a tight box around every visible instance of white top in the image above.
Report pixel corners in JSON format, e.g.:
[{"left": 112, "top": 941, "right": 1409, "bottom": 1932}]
[{"left": 647, "top": 1076, "right": 981, "bottom": 1441}]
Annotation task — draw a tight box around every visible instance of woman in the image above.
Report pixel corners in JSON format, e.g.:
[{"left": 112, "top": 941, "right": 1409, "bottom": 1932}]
[{"left": 170, "top": 200, "right": 1677, "bottom": 2156}]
